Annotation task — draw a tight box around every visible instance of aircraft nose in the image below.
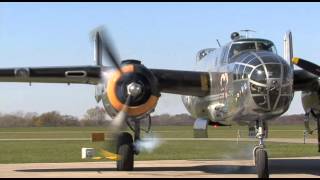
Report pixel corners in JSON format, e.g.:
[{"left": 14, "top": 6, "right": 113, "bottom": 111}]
[{"left": 247, "top": 51, "right": 293, "bottom": 111}]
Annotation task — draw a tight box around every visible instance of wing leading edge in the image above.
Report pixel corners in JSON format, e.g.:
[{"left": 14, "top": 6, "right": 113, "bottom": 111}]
[
  {"left": 150, "top": 69, "right": 210, "bottom": 97},
  {"left": 0, "top": 66, "right": 102, "bottom": 85},
  {"left": 294, "top": 69, "right": 319, "bottom": 92},
  {"left": 0, "top": 65, "right": 316, "bottom": 96},
  {"left": 0, "top": 65, "right": 210, "bottom": 97}
]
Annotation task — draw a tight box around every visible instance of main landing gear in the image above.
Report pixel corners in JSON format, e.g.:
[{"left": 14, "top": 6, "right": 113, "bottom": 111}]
[
  {"left": 253, "top": 120, "right": 269, "bottom": 178},
  {"left": 304, "top": 109, "right": 320, "bottom": 153},
  {"left": 116, "top": 117, "right": 148, "bottom": 171},
  {"left": 116, "top": 132, "right": 134, "bottom": 171}
]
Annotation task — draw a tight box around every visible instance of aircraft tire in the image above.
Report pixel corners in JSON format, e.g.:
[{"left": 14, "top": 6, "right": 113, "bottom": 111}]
[
  {"left": 255, "top": 148, "right": 269, "bottom": 178},
  {"left": 116, "top": 132, "right": 134, "bottom": 171}
]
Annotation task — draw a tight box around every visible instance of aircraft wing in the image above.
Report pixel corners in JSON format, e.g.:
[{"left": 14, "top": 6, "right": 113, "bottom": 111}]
[
  {"left": 0, "top": 65, "right": 210, "bottom": 97},
  {"left": 150, "top": 68, "right": 210, "bottom": 97},
  {"left": 0, "top": 64, "right": 317, "bottom": 96},
  {"left": 0, "top": 66, "right": 102, "bottom": 85},
  {"left": 292, "top": 57, "right": 320, "bottom": 92},
  {"left": 293, "top": 69, "right": 319, "bottom": 92}
]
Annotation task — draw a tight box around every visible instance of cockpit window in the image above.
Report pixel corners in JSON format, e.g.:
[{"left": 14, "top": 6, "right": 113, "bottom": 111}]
[
  {"left": 229, "top": 43, "right": 255, "bottom": 58},
  {"left": 256, "top": 42, "right": 273, "bottom": 51},
  {"left": 228, "top": 40, "right": 277, "bottom": 61}
]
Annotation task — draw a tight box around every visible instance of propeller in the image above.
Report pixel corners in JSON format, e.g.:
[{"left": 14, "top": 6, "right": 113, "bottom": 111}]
[
  {"left": 94, "top": 27, "right": 136, "bottom": 131},
  {"left": 90, "top": 25, "right": 162, "bottom": 161},
  {"left": 91, "top": 26, "right": 158, "bottom": 158},
  {"left": 107, "top": 81, "right": 143, "bottom": 134},
  {"left": 108, "top": 94, "right": 131, "bottom": 137},
  {"left": 292, "top": 57, "right": 320, "bottom": 77},
  {"left": 98, "top": 30, "right": 123, "bottom": 74}
]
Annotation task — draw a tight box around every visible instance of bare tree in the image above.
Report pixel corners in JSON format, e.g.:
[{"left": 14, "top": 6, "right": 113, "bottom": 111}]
[{"left": 80, "top": 106, "right": 108, "bottom": 126}]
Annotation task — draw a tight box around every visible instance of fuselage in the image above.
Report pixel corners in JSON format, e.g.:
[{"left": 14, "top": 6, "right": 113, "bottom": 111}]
[{"left": 182, "top": 38, "right": 294, "bottom": 124}]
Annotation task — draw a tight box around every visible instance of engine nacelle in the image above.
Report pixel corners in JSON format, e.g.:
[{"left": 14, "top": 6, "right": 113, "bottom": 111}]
[{"left": 102, "top": 60, "right": 160, "bottom": 118}]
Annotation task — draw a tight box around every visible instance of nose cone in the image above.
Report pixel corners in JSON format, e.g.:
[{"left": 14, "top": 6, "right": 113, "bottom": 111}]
[{"left": 240, "top": 51, "right": 293, "bottom": 112}]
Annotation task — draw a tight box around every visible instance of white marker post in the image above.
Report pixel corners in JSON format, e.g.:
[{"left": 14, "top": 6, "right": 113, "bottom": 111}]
[{"left": 237, "top": 129, "right": 241, "bottom": 144}]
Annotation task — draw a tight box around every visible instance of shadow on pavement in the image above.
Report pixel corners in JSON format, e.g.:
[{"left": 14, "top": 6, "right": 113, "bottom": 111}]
[{"left": 15, "top": 159, "right": 320, "bottom": 176}]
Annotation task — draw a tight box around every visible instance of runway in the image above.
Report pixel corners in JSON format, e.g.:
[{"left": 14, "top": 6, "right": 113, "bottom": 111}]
[{"left": 1, "top": 157, "right": 320, "bottom": 178}]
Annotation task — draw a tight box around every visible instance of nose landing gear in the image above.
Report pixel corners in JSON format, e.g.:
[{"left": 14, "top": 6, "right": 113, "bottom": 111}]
[{"left": 253, "top": 120, "right": 269, "bottom": 178}]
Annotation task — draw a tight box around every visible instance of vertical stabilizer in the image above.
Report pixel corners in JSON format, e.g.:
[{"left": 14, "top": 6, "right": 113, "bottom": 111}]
[
  {"left": 283, "top": 31, "right": 294, "bottom": 69},
  {"left": 94, "top": 31, "right": 103, "bottom": 66}
]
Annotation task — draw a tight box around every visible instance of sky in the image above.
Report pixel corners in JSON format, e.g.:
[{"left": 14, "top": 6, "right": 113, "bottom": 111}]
[{"left": 0, "top": 2, "right": 319, "bottom": 118}]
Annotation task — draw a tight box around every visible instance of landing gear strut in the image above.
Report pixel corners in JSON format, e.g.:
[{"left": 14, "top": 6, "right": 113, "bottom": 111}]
[
  {"left": 116, "top": 118, "right": 143, "bottom": 171},
  {"left": 304, "top": 109, "right": 320, "bottom": 152},
  {"left": 317, "top": 114, "right": 320, "bottom": 152},
  {"left": 253, "top": 120, "right": 269, "bottom": 178},
  {"left": 310, "top": 109, "right": 320, "bottom": 153}
]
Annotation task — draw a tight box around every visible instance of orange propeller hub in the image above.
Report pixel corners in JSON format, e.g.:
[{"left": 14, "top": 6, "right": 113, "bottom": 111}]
[{"left": 106, "top": 62, "right": 160, "bottom": 117}]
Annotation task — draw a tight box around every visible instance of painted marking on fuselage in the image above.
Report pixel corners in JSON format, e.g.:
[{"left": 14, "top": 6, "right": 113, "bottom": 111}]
[{"left": 220, "top": 72, "right": 229, "bottom": 101}]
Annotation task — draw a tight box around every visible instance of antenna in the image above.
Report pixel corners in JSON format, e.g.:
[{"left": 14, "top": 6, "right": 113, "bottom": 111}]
[
  {"left": 240, "top": 29, "right": 256, "bottom": 38},
  {"left": 216, "top": 39, "right": 221, "bottom": 47}
]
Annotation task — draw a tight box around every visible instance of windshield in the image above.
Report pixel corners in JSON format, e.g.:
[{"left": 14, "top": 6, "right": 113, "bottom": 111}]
[{"left": 228, "top": 40, "right": 277, "bottom": 61}]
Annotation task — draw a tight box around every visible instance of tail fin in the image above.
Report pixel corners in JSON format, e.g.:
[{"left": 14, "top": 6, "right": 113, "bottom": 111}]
[
  {"left": 283, "top": 31, "right": 294, "bottom": 69},
  {"left": 92, "top": 29, "right": 103, "bottom": 103},
  {"left": 93, "top": 31, "right": 103, "bottom": 66}
]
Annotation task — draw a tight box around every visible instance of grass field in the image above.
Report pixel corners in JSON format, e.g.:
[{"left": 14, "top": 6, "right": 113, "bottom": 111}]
[
  {"left": 0, "top": 125, "right": 316, "bottom": 139},
  {"left": 0, "top": 125, "right": 318, "bottom": 164}
]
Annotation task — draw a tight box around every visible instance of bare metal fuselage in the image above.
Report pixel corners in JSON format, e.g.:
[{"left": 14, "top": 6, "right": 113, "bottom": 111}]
[{"left": 182, "top": 42, "right": 294, "bottom": 124}]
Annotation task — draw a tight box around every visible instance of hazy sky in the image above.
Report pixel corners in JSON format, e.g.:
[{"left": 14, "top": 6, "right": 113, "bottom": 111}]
[{"left": 0, "top": 2, "right": 319, "bottom": 118}]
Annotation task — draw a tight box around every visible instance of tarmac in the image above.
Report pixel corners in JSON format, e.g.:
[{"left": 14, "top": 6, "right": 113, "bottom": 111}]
[
  {"left": 1, "top": 157, "right": 320, "bottom": 178},
  {"left": 0, "top": 137, "right": 319, "bottom": 178}
]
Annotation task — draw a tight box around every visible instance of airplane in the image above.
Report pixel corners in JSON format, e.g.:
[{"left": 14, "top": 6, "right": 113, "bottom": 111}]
[{"left": 1, "top": 27, "right": 320, "bottom": 178}]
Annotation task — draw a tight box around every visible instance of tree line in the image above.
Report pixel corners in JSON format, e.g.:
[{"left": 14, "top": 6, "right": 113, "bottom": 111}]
[
  {"left": 0, "top": 106, "right": 307, "bottom": 128},
  {"left": 0, "top": 107, "right": 196, "bottom": 127},
  {"left": 0, "top": 106, "right": 108, "bottom": 128}
]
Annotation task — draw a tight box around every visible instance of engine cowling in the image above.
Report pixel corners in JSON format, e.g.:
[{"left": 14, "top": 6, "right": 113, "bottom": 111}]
[{"left": 103, "top": 60, "right": 160, "bottom": 118}]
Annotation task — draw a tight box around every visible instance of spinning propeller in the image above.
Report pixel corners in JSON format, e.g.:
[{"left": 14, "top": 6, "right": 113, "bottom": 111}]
[
  {"left": 94, "top": 28, "right": 131, "bottom": 135},
  {"left": 91, "top": 26, "right": 161, "bottom": 157}
]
